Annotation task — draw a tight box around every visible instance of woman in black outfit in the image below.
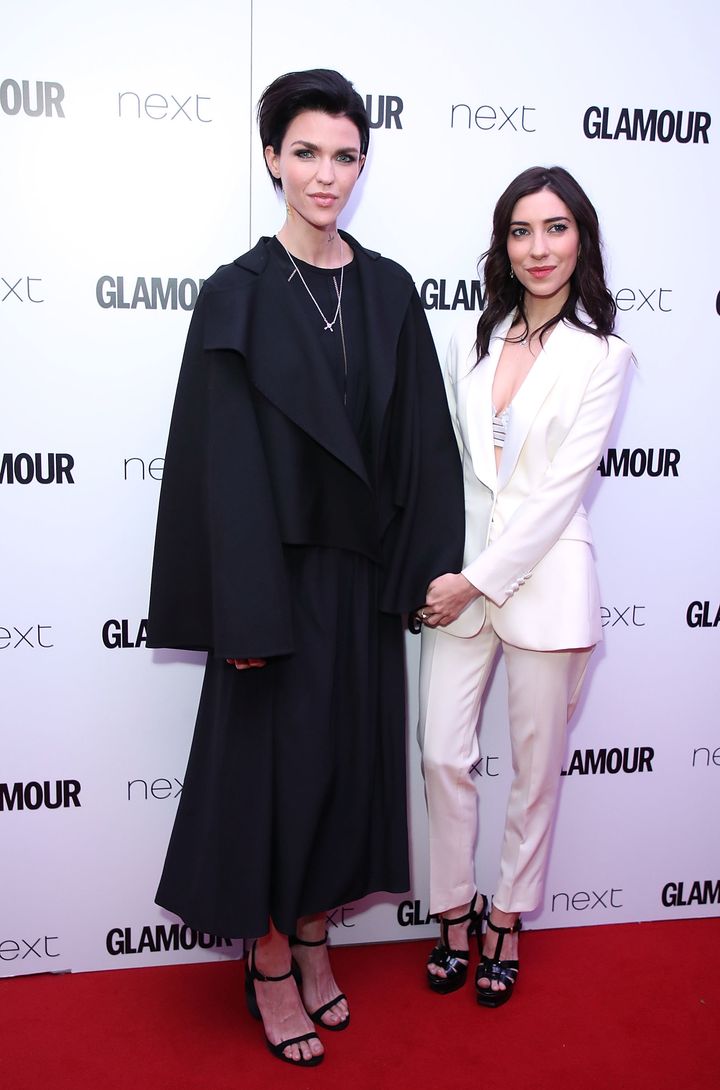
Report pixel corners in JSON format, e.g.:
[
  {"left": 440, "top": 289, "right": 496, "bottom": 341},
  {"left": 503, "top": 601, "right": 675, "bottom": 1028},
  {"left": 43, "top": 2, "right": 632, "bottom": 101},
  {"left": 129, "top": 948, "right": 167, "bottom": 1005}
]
[{"left": 147, "top": 69, "right": 464, "bottom": 1067}]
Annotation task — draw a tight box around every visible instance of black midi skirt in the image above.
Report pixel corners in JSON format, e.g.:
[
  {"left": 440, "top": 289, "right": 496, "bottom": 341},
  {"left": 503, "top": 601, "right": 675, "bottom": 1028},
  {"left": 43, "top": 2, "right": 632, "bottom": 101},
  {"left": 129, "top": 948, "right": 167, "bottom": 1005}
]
[{"left": 155, "top": 546, "right": 410, "bottom": 938}]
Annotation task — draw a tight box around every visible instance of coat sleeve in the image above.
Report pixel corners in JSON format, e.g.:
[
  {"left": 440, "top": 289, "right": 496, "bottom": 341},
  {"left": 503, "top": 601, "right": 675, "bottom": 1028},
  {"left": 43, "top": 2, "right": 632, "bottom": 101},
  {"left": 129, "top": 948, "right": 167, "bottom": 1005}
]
[
  {"left": 379, "top": 290, "right": 466, "bottom": 614},
  {"left": 462, "top": 337, "right": 631, "bottom": 608},
  {"left": 146, "top": 288, "right": 294, "bottom": 659}
]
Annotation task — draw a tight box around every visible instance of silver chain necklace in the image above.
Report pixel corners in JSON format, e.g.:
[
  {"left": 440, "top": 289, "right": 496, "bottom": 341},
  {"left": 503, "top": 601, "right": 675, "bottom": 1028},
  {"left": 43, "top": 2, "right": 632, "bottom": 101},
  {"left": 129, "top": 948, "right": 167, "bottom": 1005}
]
[
  {"left": 280, "top": 237, "right": 345, "bottom": 332},
  {"left": 333, "top": 274, "right": 348, "bottom": 406}
]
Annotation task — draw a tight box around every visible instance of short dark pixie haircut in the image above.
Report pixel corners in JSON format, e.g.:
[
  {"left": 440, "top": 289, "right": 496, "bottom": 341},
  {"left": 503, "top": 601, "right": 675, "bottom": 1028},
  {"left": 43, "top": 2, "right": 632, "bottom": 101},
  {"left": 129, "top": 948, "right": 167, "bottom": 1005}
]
[{"left": 257, "top": 69, "right": 370, "bottom": 190}]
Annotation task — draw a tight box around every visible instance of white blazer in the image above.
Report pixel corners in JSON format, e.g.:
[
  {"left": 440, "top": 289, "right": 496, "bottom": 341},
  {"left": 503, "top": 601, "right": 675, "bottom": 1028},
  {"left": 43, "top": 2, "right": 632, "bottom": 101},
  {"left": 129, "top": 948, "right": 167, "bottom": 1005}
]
[{"left": 441, "top": 311, "right": 632, "bottom": 650}]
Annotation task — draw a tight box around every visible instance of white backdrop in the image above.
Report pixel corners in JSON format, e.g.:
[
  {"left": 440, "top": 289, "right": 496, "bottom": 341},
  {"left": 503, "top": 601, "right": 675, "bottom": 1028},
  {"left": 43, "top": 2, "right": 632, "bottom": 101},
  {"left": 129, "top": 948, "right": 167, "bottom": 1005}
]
[{"left": 2, "top": 0, "right": 718, "bottom": 977}]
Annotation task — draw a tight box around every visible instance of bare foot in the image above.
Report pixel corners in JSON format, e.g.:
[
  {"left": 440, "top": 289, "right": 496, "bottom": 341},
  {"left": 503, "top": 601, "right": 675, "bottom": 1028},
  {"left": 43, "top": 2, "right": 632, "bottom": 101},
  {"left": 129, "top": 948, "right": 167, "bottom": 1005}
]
[
  {"left": 293, "top": 917, "right": 349, "bottom": 1028},
  {"left": 477, "top": 908, "right": 520, "bottom": 994},
  {"left": 250, "top": 941, "right": 324, "bottom": 1063}
]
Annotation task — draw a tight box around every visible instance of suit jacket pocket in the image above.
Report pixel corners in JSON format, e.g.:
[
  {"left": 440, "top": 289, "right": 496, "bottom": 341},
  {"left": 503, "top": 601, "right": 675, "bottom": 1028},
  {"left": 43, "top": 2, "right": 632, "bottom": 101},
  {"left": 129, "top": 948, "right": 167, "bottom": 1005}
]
[
  {"left": 491, "top": 537, "right": 600, "bottom": 650},
  {"left": 438, "top": 595, "right": 487, "bottom": 639},
  {"left": 560, "top": 511, "right": 594, "bottom": 545}
]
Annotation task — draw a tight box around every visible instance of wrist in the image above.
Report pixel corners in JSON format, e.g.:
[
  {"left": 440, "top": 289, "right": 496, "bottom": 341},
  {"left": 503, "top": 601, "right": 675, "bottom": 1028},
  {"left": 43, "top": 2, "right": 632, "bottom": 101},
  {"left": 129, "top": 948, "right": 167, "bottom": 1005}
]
[{"left": 459, "top": 572, "right": 482, "bottom": 600}]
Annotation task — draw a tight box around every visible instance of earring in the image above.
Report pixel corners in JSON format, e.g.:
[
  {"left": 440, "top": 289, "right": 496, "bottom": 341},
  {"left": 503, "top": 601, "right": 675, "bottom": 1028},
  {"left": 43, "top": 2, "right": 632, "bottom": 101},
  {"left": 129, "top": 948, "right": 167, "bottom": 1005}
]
[{"left": 509, "top": 266, "right": 515, "bottom": 280}]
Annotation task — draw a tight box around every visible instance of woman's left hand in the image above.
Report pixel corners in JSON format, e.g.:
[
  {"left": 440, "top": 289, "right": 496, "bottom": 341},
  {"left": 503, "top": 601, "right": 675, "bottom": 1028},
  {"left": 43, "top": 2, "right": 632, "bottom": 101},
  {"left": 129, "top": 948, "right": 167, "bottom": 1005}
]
[{"left": 420, "top": 572, "right": 481, "bottom": 627}]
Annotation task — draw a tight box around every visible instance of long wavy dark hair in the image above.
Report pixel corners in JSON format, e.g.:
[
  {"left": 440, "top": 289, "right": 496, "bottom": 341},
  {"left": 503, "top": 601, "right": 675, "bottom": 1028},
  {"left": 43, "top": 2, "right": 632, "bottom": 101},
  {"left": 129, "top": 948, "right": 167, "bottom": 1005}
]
[{"left": 476, "top": 166, "right": 616, "bottom": 359}]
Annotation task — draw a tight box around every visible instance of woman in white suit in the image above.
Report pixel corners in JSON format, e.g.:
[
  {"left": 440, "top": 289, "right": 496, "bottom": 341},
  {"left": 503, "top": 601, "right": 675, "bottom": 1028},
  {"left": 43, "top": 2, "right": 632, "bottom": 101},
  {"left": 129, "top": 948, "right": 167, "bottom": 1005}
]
[{"left": 417, "top": 166, "right": 632, "bottom": 1006}]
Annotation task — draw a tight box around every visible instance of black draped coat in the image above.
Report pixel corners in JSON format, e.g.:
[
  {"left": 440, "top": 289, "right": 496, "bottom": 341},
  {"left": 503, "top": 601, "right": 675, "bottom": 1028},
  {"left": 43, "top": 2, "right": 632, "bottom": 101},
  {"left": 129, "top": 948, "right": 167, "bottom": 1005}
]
[{"left": 147, "top": 233, "right": 464, "bottom": 936}]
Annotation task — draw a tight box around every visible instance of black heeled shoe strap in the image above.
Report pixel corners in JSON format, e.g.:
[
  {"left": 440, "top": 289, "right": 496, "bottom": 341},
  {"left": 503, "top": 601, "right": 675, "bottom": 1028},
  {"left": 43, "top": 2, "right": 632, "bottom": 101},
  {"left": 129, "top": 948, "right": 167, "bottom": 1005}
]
[
  {"left": 484, "top": 916, "right": 521, "bottom": 961},
  {"left": 309, "top": 991, "right": 350, "bottom": 1030},
  {"left": 245, "top": 951, "right": 325, "bottom": 1066},
  {"left": 428, "top": 944, "right": 471, "bottom": 966},
  {"left": 437, "top": 890, "right": 483, "bottom": 931},
  {"left": 485, "top": 916, "right": 522, "bottom": 936},
  {"left": 250, "top": 963, "right": 294, "bottom": 983},
  {"left": 266, "top": 1031, "right": 324, "bottom": 1067},
  {"left": 290, "top": 940, "right": 350, "bottom": 1031},
  {"left": 479, "top": 956, "right": 518, "bottom": 985},
  {"left": 427, "top": 892, "right": 489, "bottom": 995},
  {"left": 289, "top": 932, "right": 329, "bottom": 948}
]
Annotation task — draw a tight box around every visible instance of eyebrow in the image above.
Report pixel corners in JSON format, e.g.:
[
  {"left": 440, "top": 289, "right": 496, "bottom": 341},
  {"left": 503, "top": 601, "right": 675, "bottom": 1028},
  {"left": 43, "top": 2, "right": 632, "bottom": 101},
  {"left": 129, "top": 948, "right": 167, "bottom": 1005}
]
[
  {"left": 510, "top": 216, "right": 571, "bottom": 226},
  {"left": 290, "top": 140, "right": 359, "bottom": 154}
]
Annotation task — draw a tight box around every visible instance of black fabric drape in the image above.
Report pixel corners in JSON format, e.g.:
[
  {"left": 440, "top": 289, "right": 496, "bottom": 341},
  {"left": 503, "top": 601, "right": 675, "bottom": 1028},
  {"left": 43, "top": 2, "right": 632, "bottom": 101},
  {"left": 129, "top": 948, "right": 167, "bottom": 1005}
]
[{"left": 147, "top": 234, "right": 464, "bottom": 658}]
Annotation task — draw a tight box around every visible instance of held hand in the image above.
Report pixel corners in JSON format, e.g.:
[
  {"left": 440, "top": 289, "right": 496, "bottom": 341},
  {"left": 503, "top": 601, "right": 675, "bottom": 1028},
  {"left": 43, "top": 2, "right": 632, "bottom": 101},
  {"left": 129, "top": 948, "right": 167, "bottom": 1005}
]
[
  {"left": 226, "top": 658, "right": 267, "bottom": 670},
  {"left": 421, "top": 573, "right": 481, "bottom": 628}
]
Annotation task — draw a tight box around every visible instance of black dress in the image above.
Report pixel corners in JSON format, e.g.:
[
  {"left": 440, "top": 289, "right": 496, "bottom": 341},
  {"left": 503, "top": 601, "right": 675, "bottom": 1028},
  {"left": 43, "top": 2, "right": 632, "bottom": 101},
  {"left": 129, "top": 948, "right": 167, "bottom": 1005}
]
[{"left": 149, "top": 234, "right": 465, "bottom": 938}]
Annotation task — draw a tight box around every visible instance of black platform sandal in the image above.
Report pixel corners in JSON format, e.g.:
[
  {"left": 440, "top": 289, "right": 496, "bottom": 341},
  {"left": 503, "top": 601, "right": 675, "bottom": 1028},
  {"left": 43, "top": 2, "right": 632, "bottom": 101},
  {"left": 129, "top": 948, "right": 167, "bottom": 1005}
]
[
  {"left": 290, "top": 932, "right": 350, "bottom": 1031},
  {"left": 475, "top": 915, "right": 521, "bottom": 1008},
  {"left": 426, "top": 891, "right": 486, "bottom": 995},
  {"left": 244, "top": 942, "right": 324, "bottom": 1066}
]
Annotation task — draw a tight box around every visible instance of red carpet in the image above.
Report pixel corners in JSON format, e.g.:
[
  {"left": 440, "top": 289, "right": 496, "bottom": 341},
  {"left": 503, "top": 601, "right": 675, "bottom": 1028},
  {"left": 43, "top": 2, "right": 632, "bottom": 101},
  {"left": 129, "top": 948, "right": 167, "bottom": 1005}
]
[{"left": 3, "top": 919, "right": 718, "bottom": 1090}]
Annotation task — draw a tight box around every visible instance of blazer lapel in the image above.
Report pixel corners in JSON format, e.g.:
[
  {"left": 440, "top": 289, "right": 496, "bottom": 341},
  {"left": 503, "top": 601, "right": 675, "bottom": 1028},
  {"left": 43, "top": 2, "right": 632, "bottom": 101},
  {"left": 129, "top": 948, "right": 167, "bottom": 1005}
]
[
  {"left": 496, "top": 318, "right": 568, "bottom": 491},
  {"left": 465, "top": 314, "right": 513, "bottom": 490}
]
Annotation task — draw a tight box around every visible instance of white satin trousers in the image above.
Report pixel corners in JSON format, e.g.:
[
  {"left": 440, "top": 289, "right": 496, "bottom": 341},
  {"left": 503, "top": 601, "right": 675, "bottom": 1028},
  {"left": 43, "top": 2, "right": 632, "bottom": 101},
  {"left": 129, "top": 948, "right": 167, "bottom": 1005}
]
[{"left": 418, "top": 621, "right": 592, "bottom": 915}]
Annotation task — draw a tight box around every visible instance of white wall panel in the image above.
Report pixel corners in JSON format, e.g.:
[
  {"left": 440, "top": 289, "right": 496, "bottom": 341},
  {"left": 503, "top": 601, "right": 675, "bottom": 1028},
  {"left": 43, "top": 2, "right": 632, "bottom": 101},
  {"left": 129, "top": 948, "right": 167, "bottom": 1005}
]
[{"left": 2, "top": 0, "right": 718, "bottom": 975}]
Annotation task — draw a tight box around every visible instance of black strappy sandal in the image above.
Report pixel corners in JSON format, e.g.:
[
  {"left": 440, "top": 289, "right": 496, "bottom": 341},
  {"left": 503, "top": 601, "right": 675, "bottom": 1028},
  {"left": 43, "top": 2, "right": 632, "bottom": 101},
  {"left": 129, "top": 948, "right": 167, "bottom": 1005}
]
[
  {"left": 244, "top": 942, "right": 324, "bottom": 1066},
  {"left": 426, "top": 891, "right": 487, "bottom": 995},
  {"left": 290, "top": 932, "right": 350, "bottom": 1031},
  {"left": 475, "top": 915, "right": 521, "bottom": 1008}
]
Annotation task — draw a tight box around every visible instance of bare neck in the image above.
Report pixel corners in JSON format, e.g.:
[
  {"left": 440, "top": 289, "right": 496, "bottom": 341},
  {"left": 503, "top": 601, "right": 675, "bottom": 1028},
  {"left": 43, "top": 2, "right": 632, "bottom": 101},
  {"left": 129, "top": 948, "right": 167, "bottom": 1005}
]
[
  {"left": 521, "top": 286, "right": 570, "bottom": 332},
  {"left": 277, "top": 220, "right": 347, "bottom": 269}
]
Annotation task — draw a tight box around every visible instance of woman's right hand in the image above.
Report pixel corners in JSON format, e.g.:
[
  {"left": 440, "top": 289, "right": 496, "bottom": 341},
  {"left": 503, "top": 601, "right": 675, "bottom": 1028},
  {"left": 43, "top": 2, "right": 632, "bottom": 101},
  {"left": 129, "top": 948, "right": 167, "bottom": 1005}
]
[
  {"left": 422, "top": 572, "right": 481, "bottom": 627},
  {"left": 226, "top": 658, "right": 267, "bottom": 670}
]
